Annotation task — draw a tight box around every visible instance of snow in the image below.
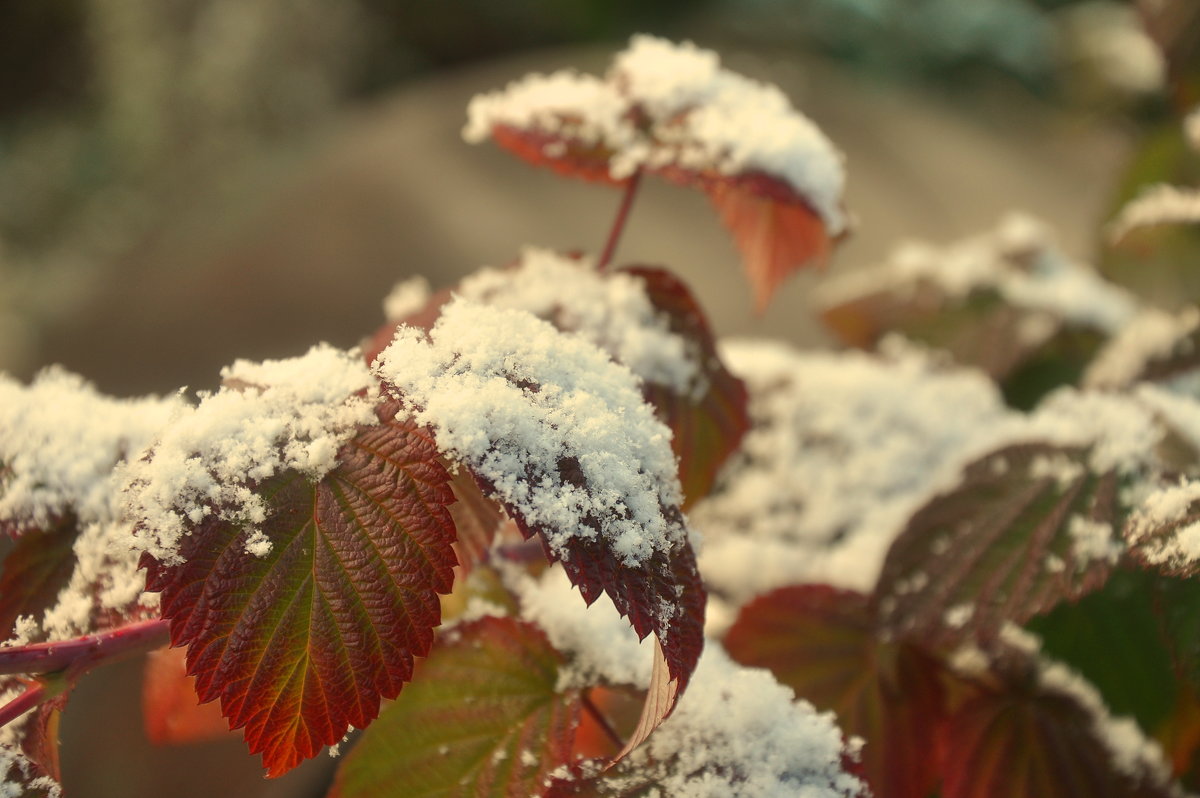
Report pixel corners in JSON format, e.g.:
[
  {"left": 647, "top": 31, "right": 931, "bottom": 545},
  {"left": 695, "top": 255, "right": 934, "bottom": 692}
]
[
  {"left": 465, "top": 34, "right": 847, "bottom": 234},
  {"left": 456, "top": 247, "right": 703, "bottom": 396},
  {"left": 1125, "top": 479, "right": 1200, "bottom": 571},
  {"left": 1109, "top": 184, "right": 1200, "bottom": 242},
  {"left": 374, "top": 299, "right": 686, "bottom": 569},
  {"left": 817, "top": 213, "right": 1138, "bottom": 336},
  {"left": 0, "top": 369, "right": 181, "bottom": 641},
  {"left": 690, "top": 339, "right": 1011, "bottom": 603},
  {"left": 515, "top": 564, "right": 863, "bottom": 798},
  {"left": 122, "top": 343, "right": 378, "bottom": 566},
  {"left": 1085, "top": 307, "right": 1200, "bottom": 389},
  {"left": 382, "top": 276, "right": 432, "bottom": 321}
]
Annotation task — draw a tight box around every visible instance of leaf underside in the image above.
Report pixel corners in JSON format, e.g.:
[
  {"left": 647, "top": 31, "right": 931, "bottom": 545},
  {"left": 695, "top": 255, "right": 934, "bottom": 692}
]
[
  {"left": 329, "top": 616, "right": 581, "bottom": 798},
  {"left": 143, "top": 408, "right": 458, "bottom": 777},
  {"left": 875, "top": 443, "right": 1118, "bottom": 647},
  {"left": 723, "top": 585, "right": 944, "bottom": 798}
]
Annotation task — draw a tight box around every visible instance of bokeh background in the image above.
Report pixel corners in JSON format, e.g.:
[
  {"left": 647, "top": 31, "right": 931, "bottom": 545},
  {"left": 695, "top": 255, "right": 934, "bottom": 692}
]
[{"left": 0, "top": 0, "right": 1190, "bottom": 795}]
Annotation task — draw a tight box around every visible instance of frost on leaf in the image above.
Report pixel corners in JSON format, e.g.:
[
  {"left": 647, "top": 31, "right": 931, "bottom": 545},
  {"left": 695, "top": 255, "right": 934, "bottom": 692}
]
[
  {"left": 689, "top": 339, "right": 1011, "bottom": 614},
  {"left": 365, "top": 249, "right": 749, "bottom": 508},
  {"left": 817, "top": 214, "right": 1136, "bottom": 405},
  {"left": 374, "top": 300, "right": 705, "bottom": 702},
  {"left": 724, "top": 585, "right": 944, "bottom": 798},
  {"left": 549, "top": 647, "right": 866, "bottom": 798},
  {"left": 329, "top": 617, "right": 580, "bottom": 798},
  {"left": 875, "top": 443, "right": 1121, "bottom": 647},
  {"left": 0, "top": 369, "right": 180, "bottom": 643},
  {"left": 940, "top": 635, "right": 1181, "bottom": 798},
  {"left": 465, "top": 34, "right": 848, "bottom": 309},
  {"left": 139, "top": 400, "right": 458, "bottom": 777},
  {"left": 1125, "top": 480, "right": 1200, "bottom": 576}
]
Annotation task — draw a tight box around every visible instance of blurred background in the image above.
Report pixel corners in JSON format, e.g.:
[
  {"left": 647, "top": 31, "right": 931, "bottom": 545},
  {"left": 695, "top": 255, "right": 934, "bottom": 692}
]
[{"left": 0, "top": 0, "right": 1192, "bottom": 795}]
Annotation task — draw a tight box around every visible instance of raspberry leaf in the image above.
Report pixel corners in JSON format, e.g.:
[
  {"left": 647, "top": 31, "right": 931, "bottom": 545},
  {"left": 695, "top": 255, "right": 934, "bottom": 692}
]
[
  {"left": 875, "top": 443, "right": 1119, "bottom": 646},
  {"left": 329, "top": 616, "right": 580, "bottom": 798},
  {"left": 724, "top": 585, "right": 945, "bottom": 798},
  {"left": 142, "top": 408, "right": 458, "bottom": 777}
]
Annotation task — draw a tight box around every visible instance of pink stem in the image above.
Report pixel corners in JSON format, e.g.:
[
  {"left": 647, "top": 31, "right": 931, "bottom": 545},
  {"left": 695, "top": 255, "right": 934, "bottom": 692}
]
[
  {"left": 0, "top": 618, "right": 171, "bottom": 678},
  {"left": 0, "top": 681, "right": 47, "bottom": 728},
  {"left": 596, "top": 171, "right": 643, "bottom": 271}
]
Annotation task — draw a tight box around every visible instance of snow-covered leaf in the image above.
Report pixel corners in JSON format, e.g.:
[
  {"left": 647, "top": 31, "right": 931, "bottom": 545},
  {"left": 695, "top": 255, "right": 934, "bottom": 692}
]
[
  {"left": 818, "top": 215, "right": 1135, "bottom": 407},
  {"left": 465, "top": 35, "right": 848, "bottom": 308},
  {"left": 329, "top": 617, "right": 580, "bottom": 798},
  {"left": 375, "top": 301, "right": 705, "bottom": 704},
  {"left": 1085, "top": 308, "right": 1200, "bottom": 390},
  {"left": 875, "top": 443, "right": 1120, "bottom": 646},
  {"left": 723, "top": 585, "right": 944, "bottom": 798},
  {"left": 367, "top": 252, "right": 749, "bottom": 509},
  {"left": 141, "top": 405, "right": 458, "bottom": 777}
]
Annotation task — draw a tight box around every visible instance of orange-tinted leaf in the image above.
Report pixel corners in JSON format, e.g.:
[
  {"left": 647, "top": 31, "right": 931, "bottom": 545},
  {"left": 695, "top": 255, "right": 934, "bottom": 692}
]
[
  {"left": 875, "top": 443, "right": 1118, "bottom": 646},
  {"left": 724, "top": 585, "right": 944, "bottom": 798},
  {"left": 329, "top": 617, "right": 580, "bottom": 798},
  {"left": 142, "top": 408, "right": 458, "bottom": 777},
  {"left": 0, "top": 676, "right": 66, "bottom": 798},
  {"left": 142, "top": 646, "right": 231, "bottom": 745},
  {"left": 491, "top": 124, "right": 625, "bottom": 186},
  {"left": 704, "top": 176, "right": 833, "bottom": 312}
]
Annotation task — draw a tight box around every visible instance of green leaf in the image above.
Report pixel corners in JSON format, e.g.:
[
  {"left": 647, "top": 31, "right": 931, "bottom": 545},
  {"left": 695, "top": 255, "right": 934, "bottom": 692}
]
[
  {"left": 723, "top": 585, "right": 944, "bottom": 798},
  {"left": 143, "top": 407, "right": 459, "bottom": 777},
  {"left": 1025, "top": 569, "right": 1178, "bottom": 733},
  {"left": 875, "top": 443, "right": 1118, "bottom": 646},
  {"left": 330, "top": 616, "right": 580, "bottom": 798}
]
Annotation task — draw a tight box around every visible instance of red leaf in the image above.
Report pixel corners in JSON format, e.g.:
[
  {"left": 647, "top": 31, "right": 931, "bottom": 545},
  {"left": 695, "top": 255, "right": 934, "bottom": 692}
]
[
  {"left": 142, "top": 406, "right": 458, "bottom": 777},
  {"left": 491, "top": 124, "right": 625, "bottom": 187},
  {"left": 0, "top": 676, "right": 66, "bottom": 798},
  {"left": 724, "top": 585, "right": 945, "bottom": 798},
  {"left": 142, "top": 646, "right": 231, "bottom": 745},
  {"left": 621, "top": 266, "right": 749, "bottom": 507},
  {"left": 0, "top": 520, "right": 78, "bottom": 642},
  {"left": 874, "top": 443, "right": 1119, "bottom": 646},
  {"left": 703, "top": 176, "right": 833, "bottom": 311},
  {"left": 939, "top": 658, "right": 1179, "bottom": 798},
  {"left": 329, "top": 617, "right": 580, "bottom": 798},
  {"left": 465, "top": 36, "right": 847, "bottom": 309}
]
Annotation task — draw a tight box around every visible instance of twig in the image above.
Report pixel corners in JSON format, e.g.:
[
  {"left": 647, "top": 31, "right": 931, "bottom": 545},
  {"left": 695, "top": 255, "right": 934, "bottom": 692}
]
[
  {"left": 596, "top": 171, "right": 643, "bottom": 271},
  {"left": 0, "top": 618, "right": 171, "bottom": 678},
  {"left": 0, "top": 681, "right": 47, "bottom": 728}
]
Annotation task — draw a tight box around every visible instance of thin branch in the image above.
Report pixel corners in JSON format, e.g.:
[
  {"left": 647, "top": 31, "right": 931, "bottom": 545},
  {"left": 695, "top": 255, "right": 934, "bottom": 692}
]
[
  {"left": 596, "top": 171, "right": 643, "bottom": 271},
  {"left": 0, "top": 681, "right": 47, "bottom": 729},
  {"left": 0, "top": 618, "right": 171, "bottom": 678},
  {"left": 581, "top": 688, "right": 625, "bottom": 752}
]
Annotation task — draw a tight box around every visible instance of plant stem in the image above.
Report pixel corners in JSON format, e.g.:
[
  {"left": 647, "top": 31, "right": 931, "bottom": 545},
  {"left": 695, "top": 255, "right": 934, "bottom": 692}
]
[
  {"left": 581, "top": 688, "right": 625, "bottom": 752},
  {"left": 0, "top": 681, "right": 47, "bottom": 728},
  {"left": 596, "top": 171, "right": 643, "bottom": 271},
  {"left": 0, "top": 618, "right": 171, "bottom": 678}
]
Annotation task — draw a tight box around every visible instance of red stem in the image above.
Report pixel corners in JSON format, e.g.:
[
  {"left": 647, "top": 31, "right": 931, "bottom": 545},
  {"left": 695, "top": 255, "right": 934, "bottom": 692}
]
[
  {"left": 0, "top": 618, "right": 171, "bottom": 678},
  {"left": 581, "top": 688, "right": 625, "bottom": 752},
  {"left": 0, "top": 681, "right": 47, "bottom": 728},
  {"left": 596, "top": 171, "right": 643, "bottom": 271}
]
